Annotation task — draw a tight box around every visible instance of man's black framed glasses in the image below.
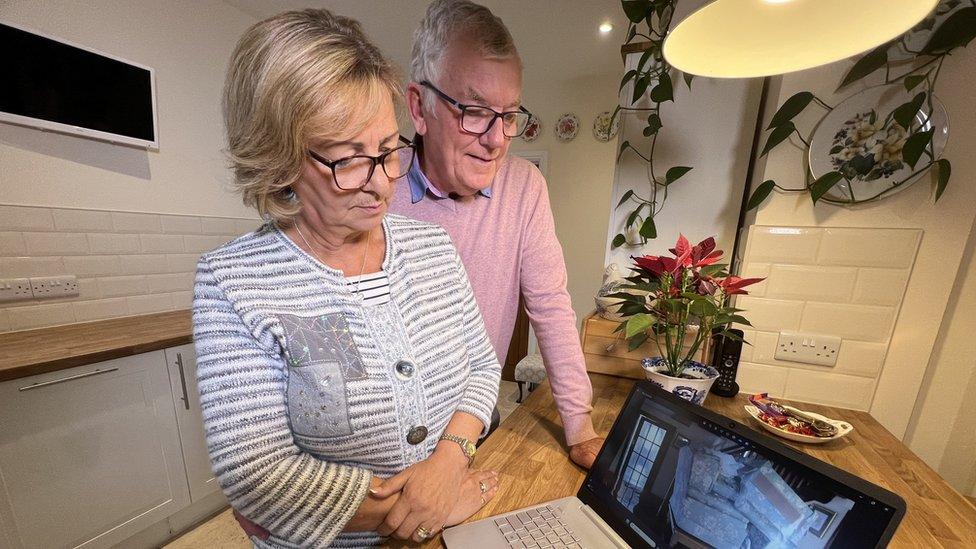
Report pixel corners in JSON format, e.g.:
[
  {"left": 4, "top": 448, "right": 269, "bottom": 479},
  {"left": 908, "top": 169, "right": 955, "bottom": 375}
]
[
  {"left": 308, "top": 135, "right": 416, "bottom": 190},
  {"left": 421, "top": 80, "right": 532, "bottom": 138}
]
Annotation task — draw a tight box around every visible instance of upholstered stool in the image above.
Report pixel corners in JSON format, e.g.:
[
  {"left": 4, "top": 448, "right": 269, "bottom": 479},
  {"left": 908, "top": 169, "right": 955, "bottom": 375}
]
[{"left": 514, "top": 354, "right": 547, "bottom": 403}]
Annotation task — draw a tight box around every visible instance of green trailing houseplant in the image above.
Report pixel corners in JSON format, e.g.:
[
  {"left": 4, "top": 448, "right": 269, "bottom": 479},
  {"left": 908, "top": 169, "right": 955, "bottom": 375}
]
[
  {"left": 610, "top": 0, "right": 695, "bottom": 248},
  {"left": 746, "top": 1, "right": 975, "bottom": 209}
]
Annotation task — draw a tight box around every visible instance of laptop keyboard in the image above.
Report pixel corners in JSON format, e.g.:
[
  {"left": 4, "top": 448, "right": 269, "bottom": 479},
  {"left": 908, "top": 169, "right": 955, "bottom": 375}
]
[{"left": 493, "top": 504, "right": 585, "bottom": 548}]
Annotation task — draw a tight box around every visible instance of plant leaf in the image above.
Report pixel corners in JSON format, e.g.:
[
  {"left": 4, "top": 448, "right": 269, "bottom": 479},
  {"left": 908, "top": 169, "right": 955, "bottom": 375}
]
[
  {"left": 632, "top": 74, "right": 650, "bottom": 103},
  {"left": 893, "top": 92, "right": 926, "bottom": 129},
  {"left": 618, "top": 140, "right": 631, "bottom": 159},
  {"left": 626, "top": 24, "right": 637, "bottom": 42},
  {"left": 902, "top": 130, "right": 934, "bottom": 169},
  {"left": 611, "top": 233, "right": 626, "bottom": 249},
  {"left": 626, "top": 207, "right": 642, "bottom": 227},
  {"left": 837, "top": 45, "right": 888, "bottom": 90},
  {"left": 644, "top": 113, "right": 662, "bottom": 136},
  {"left": 617, "top": 189, "right": 635, "bottom": 208},
  {"left": 746, "top": 180, "right": 776, "bottom": 211},
  {"left": 619, "top": 69, "right": 638, "bottom": 92},
  {"left": 649, "top": 72, "right": 673, "bottom": 103},
  {"left": 689, "top": 299, "right": 718, "bottom": 317},
  {"left": 935, "top": 158, "right": 951, "bottom": 202},
  {"left": 760, "top": 122, "right": 795, "bottom": 157},
  {"left": 767, "top": 92, "right": 814, "bottom": 129},
  {"left": 622, "top": 0, "right": 650, "bottom": 24},
  {"left": 625, "top": 313, "right": 654, "bottom": 338},
  {"left": 636, "top": 48, "right": 655, "bottom": 74},
  {"left": 810, "top": 171, "right": 844, "bottom": 203},
  {"left": 665, "top": 166, "right": 692, "bottom": 185},
  {"left": 922, "top": 7, "right": 976, "bottom": 54},
  {"left": 904, "top": 74, "right": 927, "bottom": 91},
  {"left": 639, "top": 215, "right": 657, "bottom": 239},
  {"left": 627, "top": 332, "right": 649, "bottom": 351}
]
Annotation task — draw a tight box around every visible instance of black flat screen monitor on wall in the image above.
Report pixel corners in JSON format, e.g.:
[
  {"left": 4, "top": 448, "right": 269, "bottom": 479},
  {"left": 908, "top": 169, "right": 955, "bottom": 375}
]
[{"left": 0, "top": 21, "right": 158, "bottom": 149}]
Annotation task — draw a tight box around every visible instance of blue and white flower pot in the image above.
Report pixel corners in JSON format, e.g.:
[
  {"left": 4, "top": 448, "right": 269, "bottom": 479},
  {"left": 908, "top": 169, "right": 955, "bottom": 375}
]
[{"left": 641, "top": 357, "right": 720, "bottom": 406}]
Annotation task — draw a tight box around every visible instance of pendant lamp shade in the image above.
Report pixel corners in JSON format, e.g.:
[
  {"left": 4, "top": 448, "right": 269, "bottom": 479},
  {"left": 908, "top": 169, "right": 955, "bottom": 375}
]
[{"left": 662, "top": 0, "right": 939, "bottom": 78}]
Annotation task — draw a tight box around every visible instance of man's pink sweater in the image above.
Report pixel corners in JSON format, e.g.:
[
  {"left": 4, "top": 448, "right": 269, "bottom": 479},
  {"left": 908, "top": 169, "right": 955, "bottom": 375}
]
[{"left": 390, "top": 155, "right": 597, "bottom": 445}]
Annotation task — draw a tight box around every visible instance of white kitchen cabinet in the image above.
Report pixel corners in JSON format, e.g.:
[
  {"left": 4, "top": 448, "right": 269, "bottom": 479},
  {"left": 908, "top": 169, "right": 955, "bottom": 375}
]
[
  {"left": 164, "top": 344, "right": 219, "bottom": 503},
  {"left": 0, "top": 352, "right": 190, "bottom": 549}
]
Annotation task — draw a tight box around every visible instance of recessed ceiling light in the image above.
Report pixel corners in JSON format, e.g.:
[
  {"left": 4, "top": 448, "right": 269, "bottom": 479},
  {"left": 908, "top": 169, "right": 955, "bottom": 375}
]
[{"left": 599, "top": 22, "right": 613, "bottom": 35}]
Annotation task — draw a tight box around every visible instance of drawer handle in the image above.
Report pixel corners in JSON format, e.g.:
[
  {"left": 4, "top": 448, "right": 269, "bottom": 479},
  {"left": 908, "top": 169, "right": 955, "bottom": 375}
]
[
  {"left": 18, "top": 367, "right": 119, "bottom": 391},
  {"left": 175, "top": 352, "right": 190, "bottom": 410}
]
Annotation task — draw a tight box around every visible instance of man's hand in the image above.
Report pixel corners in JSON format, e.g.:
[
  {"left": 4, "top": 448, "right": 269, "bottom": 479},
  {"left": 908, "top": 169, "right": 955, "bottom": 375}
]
[
  {"left": 372, "top": 451, "right": 468, "bottom": 541},
  {"left": 569, "top": 436, "right": 605, "bottom": 469},
  {"left": 232, "top": 508, "right": 270, "bottom": 540}
]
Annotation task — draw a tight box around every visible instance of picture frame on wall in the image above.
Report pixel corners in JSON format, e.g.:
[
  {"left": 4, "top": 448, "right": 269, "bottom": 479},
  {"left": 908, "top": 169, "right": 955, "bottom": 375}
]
[{"left": 511, "top": 150, "right": 549, "bottom": 179}]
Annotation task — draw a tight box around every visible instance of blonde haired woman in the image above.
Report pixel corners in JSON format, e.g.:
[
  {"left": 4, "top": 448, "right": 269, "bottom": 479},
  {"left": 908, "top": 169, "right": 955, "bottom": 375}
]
[{"left": 193, "top": 9, "right": 500, "bottom": 547}]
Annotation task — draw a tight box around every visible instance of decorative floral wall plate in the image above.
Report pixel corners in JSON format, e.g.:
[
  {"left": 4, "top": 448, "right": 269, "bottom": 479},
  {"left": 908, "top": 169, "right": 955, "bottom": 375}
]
[
  {"left": 521, "top": 114, "right": 541, "bottom": 142},
  {"left": 808, "top": 84, "right": 948, "bottom": 203},
  {"left": 592, "top": 110, "right": 620, "bottom": 142},
  {"left": 554, "top": 113, "right": 579, "bottom": 142}
]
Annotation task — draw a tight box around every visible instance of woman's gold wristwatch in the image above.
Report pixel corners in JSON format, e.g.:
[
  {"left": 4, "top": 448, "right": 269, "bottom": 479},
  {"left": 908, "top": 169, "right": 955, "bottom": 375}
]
[{"left": 439, "top": 433, "right": 477, "bottom": 465}]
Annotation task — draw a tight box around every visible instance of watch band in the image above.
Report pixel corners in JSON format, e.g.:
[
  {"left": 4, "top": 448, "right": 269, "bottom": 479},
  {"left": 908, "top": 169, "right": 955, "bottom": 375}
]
[{"left": 439, "top": 433, "right": 476, "bottom": 465}]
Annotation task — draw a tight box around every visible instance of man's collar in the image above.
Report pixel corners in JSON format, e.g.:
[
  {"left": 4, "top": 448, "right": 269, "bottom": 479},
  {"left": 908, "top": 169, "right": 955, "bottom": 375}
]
[{"left": 407, "top": 143, "right": 493, "bottom": 204}]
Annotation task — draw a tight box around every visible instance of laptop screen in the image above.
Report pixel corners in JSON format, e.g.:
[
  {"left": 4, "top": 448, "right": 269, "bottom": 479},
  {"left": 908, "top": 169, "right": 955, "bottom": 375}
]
[{"left": 580, "top": 383, "right": 904, "bottom": 549}]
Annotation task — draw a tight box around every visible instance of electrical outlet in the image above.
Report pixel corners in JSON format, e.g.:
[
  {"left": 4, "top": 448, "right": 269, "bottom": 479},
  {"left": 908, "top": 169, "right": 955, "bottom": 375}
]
[
  {"left": 774, "top": 331, "right": 841, "bottom": 366},
  {"left": 0, "top": 278, "right": 34, "bottom": 303},
  {"left": 28, "top": 275, "right": 80, "bottom": 299}
]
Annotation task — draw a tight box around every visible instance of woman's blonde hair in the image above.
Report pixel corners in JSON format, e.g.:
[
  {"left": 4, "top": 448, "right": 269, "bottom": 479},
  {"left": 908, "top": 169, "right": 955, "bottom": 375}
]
[{"left": 223, "top": 9, "right": 401, "bottom": 222}]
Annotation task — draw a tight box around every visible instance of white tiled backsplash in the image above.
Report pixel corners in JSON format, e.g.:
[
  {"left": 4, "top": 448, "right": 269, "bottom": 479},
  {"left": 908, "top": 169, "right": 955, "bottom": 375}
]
[
  {"left": 736, "top": 226, "right": 922, "bottom": 411},
  {"left": 0, "top": 205, "right": 260, "bottom": 333}
]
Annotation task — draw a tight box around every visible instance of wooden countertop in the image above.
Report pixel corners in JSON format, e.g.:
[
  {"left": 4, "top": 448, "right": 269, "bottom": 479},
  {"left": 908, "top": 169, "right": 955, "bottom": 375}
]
[
  {"left": 418, "top": 373, "right": 976, "bottom": 548},
  {"left": 0, "top": 310, "right": 192, "bottom": 382}
]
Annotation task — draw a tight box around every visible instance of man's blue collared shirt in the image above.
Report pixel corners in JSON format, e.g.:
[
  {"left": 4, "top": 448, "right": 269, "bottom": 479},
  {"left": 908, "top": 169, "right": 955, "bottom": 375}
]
[{"left": 406, "top": 158, "right": 492, "bottom": 204}]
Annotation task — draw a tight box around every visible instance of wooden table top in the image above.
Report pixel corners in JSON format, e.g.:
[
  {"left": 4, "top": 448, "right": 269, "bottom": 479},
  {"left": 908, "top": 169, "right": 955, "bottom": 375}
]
[
  {"left": 418, "top": 373, "right": 976, "bottom": 548},
  {"left": 0, "top": 310, "right": 192, "bottom": 382}
]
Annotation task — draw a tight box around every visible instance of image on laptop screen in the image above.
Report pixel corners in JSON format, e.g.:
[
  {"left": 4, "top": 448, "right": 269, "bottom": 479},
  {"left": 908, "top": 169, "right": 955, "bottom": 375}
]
[{"left": 584, "top": 386, "right": 901, "bottom": 548}]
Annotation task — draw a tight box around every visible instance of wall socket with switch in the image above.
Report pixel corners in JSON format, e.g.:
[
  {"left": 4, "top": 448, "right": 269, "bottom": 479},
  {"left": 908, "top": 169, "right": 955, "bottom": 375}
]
[
  {"left": 0, "top": 276, "right": 80, "bottom": 303},
  {"left": 774, "top": 331, "right": 841, "bottom": 366}
]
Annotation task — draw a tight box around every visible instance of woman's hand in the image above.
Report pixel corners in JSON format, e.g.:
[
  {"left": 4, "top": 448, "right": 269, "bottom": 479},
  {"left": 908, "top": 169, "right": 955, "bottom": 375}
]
[
  {"left": 445, "top": 469, "right": 500, "bottom": 527},
  {"left": 372, "top": 450, "right": 468, "bottom": 540}
]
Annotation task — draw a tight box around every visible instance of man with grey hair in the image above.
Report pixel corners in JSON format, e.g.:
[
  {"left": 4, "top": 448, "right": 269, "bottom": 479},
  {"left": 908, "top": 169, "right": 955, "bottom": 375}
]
[{"left": 389, "top": 0, "right": 604, "bottom": 474}]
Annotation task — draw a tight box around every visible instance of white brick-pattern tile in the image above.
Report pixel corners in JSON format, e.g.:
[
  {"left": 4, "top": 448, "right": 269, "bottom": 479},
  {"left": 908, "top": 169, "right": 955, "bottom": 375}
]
[
  {"left": 0, "top": 205, "right": 258, "bottom": 333},
  {"left": 52, "top": 209, "right": 113, "bottom": 232},
  {"left": 0, "top": 205, "right": 55, "bottom": 231},
  {"left": 160, "top": 215, "right": 203, "bottom": 234},
  {"left": 738, "top": 225, "right": 921, "bottom": 410},
  {"left": 112, "top": 212, "right": 162, "bottom": 233},
  {"left": 765, "top": 265, "right": 856, "bottom": 303},
  {"left": 8, "top": 303, "right": 76, "bottom": 331},
  {"left": 24, "top": 233, "right": 90, "bottom": 255}
]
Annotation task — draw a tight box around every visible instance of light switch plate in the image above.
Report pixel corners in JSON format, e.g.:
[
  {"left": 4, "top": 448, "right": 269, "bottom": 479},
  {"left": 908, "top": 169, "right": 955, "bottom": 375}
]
[
  {"left": 775, "top": 331, "right": 841, "bottom": 366},
  {"left": 0, "top": 278, "right": 34, "bottom": 303}
]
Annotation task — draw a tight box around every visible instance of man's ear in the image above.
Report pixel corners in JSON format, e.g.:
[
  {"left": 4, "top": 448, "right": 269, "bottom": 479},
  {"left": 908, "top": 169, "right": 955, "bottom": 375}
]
[{"left": 406, "top": 82, "right": 428, "bottom": 137}]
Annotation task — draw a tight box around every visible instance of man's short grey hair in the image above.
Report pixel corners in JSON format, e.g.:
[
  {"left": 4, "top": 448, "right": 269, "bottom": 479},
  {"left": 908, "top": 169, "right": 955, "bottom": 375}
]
[{"left": 411, "top": 0, "right": 521, "bottom": 93}]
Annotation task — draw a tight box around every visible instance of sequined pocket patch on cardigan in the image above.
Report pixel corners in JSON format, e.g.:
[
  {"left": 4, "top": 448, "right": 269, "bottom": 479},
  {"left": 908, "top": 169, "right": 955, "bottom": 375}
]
[{"left": 280, "top": 313, "right": 366, "bottom": 437}]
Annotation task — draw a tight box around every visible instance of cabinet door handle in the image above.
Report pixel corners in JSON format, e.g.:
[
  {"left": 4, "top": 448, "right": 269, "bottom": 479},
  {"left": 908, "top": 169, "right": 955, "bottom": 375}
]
[
  {"left": 18, "top": 367, "right": 119, "bottom": 391},
  {"left": 175, "top": 352, "right": 190, "bottom": 410}
]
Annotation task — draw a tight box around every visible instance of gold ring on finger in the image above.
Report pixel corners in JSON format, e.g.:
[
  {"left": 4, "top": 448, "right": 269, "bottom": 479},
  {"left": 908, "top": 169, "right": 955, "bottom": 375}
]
[
  {"left": 416, "top": 526, "right": 431, "bottom": 540},
  {"left": 479, "top": 481, "right": 488, "bottom": 494}
]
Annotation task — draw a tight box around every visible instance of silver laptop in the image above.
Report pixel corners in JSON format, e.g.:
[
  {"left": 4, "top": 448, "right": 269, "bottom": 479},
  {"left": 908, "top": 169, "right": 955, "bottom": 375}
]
[{"left": 444, "top": 382, "right": 905, "bottom": 549}]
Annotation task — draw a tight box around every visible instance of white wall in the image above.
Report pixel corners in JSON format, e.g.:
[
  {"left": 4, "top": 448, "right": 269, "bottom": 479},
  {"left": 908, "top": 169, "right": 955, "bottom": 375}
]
[
  {"left": 745, "top": 43, "right": 976, "bottom": 491},
  {"left": 0, "top": 0, "right": 257, "bottom": 218}
]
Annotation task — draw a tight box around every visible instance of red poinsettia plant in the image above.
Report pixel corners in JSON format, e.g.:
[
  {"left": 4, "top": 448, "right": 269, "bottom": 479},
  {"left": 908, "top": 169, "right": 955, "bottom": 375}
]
[{"left": 609, "top": 235, "right": 764, "bottom": 378}]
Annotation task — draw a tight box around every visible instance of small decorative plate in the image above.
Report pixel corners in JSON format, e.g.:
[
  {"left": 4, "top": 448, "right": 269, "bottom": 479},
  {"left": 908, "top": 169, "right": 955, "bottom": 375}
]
[
  {"left": 744, "top": 405, "right": 854, "bottom": 444},
  {"left": 554, "top": 113, "right": 580, "bottom": 142},
  {"left": 592, "top": 110, "right": 619, "bottom": 142},
  {"left": 808, "top": 84, "right": 948, "bottom": 203},
  {"left": 521, "top": 114, "right": 541, "bottom": 142}
]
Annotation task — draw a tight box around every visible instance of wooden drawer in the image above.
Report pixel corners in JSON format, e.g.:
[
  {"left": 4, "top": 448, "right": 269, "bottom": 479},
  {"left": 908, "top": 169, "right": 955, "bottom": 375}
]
[{"left": 580, "top": 314, "right": 710, "bottom": 380}]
